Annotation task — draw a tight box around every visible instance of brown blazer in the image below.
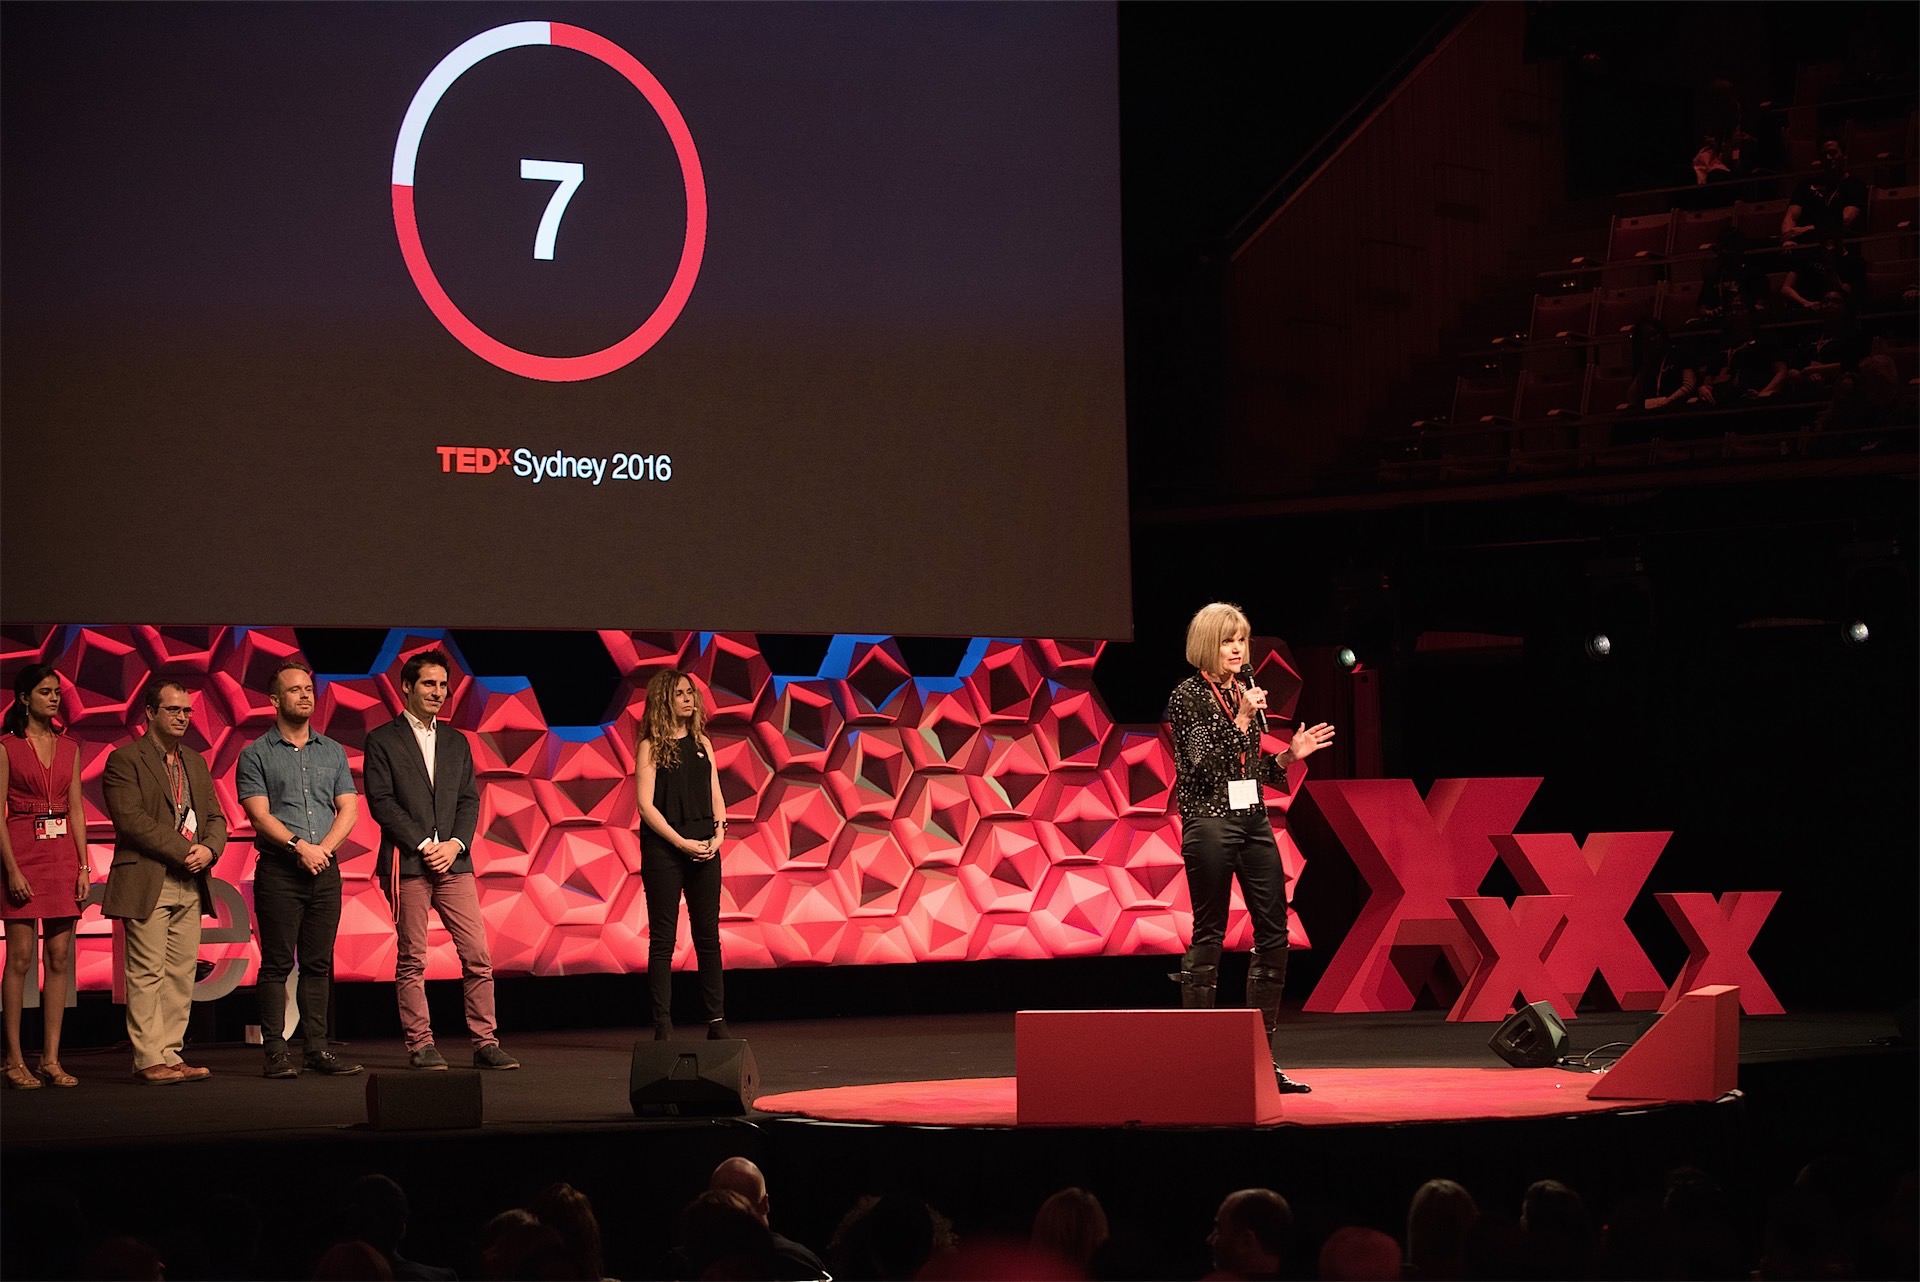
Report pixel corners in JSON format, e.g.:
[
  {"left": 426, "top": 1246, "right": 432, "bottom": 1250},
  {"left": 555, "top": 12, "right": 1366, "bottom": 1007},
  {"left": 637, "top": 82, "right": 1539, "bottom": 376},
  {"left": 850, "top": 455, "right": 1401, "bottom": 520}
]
[{"left": 101, "top": 731, "right": 223, "bottom": 919}]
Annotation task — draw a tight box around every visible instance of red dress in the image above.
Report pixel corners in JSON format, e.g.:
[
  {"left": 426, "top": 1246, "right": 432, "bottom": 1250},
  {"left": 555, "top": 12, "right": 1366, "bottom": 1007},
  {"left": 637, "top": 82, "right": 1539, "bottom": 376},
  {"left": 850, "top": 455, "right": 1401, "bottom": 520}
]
[{"left": 2, "top": 733, "right": 84, "bottom": 920}]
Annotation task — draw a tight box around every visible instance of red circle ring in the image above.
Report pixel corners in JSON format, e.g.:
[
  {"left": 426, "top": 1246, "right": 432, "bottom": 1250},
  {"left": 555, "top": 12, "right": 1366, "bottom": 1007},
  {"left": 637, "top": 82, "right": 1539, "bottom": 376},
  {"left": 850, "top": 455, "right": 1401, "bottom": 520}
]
[{"left": 391, "top": 23, "right": 706, "bottom": 382}]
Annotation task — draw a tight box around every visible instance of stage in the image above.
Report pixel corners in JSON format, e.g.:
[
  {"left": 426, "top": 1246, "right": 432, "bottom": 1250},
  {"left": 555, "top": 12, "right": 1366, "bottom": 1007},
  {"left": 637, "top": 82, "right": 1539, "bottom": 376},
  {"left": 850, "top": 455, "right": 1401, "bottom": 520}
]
[{"left": 2, "top": 1008, "right": 1910, "bottom": 1279}]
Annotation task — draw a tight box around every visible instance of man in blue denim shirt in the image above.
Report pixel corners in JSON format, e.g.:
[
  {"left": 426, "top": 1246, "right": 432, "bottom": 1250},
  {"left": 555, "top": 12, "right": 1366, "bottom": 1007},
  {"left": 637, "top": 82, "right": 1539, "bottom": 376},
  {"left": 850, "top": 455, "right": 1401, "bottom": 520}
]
[{"left": 235, "top": 660, "right": 362, "bottom": 1079}]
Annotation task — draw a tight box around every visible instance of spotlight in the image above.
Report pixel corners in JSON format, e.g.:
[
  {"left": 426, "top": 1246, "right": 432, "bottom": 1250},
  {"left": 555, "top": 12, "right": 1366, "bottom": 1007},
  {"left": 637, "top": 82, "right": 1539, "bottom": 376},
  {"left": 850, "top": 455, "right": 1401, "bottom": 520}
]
[
  {"left": 1336, "top": 647, "right": 1359, "bottom": 672},
  {"left": 1843, "top": 620, "right": 1870, "bottom": 647},
  {"left": 1584, "top": 633, "right": 1612, "bottom": 660}
]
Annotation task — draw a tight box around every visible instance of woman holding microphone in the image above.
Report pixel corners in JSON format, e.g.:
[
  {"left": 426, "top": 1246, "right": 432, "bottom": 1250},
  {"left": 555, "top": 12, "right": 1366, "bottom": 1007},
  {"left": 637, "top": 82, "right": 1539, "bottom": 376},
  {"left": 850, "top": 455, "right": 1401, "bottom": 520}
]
[{"left": 1167, "top": 604, "right": 1334, "bottom": 1093}]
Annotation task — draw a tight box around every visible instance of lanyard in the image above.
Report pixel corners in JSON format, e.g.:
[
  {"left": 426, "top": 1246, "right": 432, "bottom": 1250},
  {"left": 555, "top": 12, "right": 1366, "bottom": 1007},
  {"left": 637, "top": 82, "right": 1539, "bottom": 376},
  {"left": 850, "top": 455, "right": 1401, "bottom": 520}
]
[
  {"left": 166, "top": 751, "right": 188, "bottom": 829},
  {"left": 1204, "top": 675, "right": 1248, "bottom": 770}
]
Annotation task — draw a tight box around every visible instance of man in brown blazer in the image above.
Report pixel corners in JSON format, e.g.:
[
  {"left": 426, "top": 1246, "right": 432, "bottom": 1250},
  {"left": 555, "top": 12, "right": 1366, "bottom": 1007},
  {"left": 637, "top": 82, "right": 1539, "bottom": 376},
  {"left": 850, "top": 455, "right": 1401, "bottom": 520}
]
[{"left": 102, "top": 678, "right": 225, "bottom": 1083}]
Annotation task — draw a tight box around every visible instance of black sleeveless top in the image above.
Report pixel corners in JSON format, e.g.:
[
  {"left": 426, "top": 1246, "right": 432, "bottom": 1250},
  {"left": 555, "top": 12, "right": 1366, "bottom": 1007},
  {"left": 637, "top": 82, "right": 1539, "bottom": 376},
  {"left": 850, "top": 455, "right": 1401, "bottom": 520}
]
[{"left": 645, "top": 734, "right": 716, "bottom": 848}]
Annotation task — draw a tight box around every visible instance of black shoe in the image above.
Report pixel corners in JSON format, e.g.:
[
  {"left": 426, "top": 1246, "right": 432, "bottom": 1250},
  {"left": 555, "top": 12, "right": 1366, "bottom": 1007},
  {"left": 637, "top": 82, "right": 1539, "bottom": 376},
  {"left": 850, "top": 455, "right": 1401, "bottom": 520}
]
[
  {"left": 706, "top": 1019, "right": 730, "bottom": 1040},
  {"left": 1275, "top": 1071, "right": 1312, "bottom": 1095},
  {"left": 304, "top": 1051, "right": 364, "bottom": 1077},
  {"left": 409, "top": 1045, "right": 449, "bottom": 1071},
  {"left": 473, "top": 1043, "right": 521, "bottom": 1070},
  {"left": 653, "top": 1021, "right": 672, "bottom": 1041},
  {"left": 263, "top": 1051, "right": 299, "bottom": 1080}
]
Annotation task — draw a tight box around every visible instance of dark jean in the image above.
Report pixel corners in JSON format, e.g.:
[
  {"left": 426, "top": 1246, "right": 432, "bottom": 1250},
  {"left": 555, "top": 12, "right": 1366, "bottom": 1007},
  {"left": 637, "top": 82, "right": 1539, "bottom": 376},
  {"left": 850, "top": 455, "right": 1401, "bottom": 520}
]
[
  {"left": 640, "top": 839, "right": 724, "bottom": 1026},
  {"left": 252, "top": 854, "right": 341, "bottom": 1057},
  {"left": 1182, "top": 811, "right": 1291, "bottom": 976}
]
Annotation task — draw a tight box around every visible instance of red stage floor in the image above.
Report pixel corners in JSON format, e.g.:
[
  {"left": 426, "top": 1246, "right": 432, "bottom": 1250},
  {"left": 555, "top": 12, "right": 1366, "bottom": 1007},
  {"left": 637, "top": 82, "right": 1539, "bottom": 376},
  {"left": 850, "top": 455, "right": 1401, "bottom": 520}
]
[{"left": 755, "top": 1065, "right": 1666, "bottom": 1127}]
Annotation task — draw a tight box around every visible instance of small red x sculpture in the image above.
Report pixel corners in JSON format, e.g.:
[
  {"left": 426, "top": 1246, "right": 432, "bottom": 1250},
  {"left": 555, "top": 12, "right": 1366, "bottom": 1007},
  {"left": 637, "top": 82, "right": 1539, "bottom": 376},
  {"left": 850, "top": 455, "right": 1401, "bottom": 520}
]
[
  {"left": 1493, "top": 831, "right": 1670, "bottom": 1010},
  {"left": 1446, "top": 895, "right": 1574, "bottom": 1022},
  {"left": 1655, "top": 892, "right": 1784, "bottom": 1015}
]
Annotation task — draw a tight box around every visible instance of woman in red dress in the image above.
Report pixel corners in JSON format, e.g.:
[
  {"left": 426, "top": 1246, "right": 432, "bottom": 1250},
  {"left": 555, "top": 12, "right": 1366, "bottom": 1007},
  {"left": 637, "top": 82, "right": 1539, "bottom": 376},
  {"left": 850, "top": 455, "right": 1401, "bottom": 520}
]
[{"left": 1, "top": 663, "right": 91, "bottom": 1088}]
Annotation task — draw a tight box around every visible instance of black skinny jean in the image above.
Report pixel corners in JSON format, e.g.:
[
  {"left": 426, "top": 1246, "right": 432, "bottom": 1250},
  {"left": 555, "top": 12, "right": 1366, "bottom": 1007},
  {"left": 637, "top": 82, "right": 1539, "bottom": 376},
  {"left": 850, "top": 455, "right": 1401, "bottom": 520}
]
[
  {"left": 640, "top": 840, "right": 725, "bottom": 1024},
  {"left": 1182, "top": 811, "right": 1291, "bottom": 975}
]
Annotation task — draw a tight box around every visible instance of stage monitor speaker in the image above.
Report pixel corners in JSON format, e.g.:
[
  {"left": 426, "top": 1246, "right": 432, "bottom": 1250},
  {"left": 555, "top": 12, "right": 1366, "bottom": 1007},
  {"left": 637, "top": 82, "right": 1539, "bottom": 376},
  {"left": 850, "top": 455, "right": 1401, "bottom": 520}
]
[
  {"left": 629, "top": 1040, "right": 758, "bottom": 1117},
  {"left": 1488, "top": 1000, "right": 1570, "bottom": 1068},
  {"left": 365, "top": 1071, "right": 483, "bottom": 1130}
]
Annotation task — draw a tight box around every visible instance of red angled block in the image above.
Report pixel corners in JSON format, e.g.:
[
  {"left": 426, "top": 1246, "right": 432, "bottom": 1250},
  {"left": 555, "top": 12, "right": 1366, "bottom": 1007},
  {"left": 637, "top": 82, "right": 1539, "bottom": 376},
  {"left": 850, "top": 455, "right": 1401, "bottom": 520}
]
[
  {"left": 312, "top": 675, "right": 401, "bottom": 756},
  {"left": 1031, "top": 773, "right": 1121, "bottom": 864},
  {"left": 455, "top": 681, "right": 550, "bottom": 778},
  {"left": 1590, "top": 984, "right": 1740, "bottom": 1100},
  {"left": 375, "top": 634, "right": 473, "bottom": 721},
  {"left": 1249, "top": 640, "right": 1304, "bottom": 725},
  {"left": 1032, "top": 686, "right": 1111, "bottom": 771},
  {"left": 54, "top": 626, "right": 149, "bottom": 734},
  {"left": 532, "top": 731, "right": 635, "bottom": 830},
  {"left": 1103, "top": 816, "right": 1186, "bottom": 908},
  {"left": 709, "top": 729, "right": 774, "bottom": 824},
  {"left": 1097, "top": 729, "right": 1176, "bottom": 817},
  {"left": 1032, "top": 638, "right": 1104, "bottom": 675},
  {"left": 1026, "top": 864, "right": 1125, "bottom": 957},
  {"left": 755, "top": 680, "right": 848, "bottom": 773},
  {"left": 1494, "top": 831, "right": 1669, "bottom": 1010},
  {"left": 1, "top": 623, "right": 58, "bottom": 666},
  {"left": 826, "top": 823, "right": 914, "bottom": 917},
  {"left": 979, "top": 729, "right": 1052, "bottom": 816},
  {"left": 897, "top": 870, "right": 977, "bottom": 961},
  {"left": 824, "top": 727, "right": 912, "bottom": 821},
  {"left": 687, "top": 633, "right": 769, "bottom": 725},
  {"left": 131, "top": 624, "right": 224, "bottom": 674},
  {"left": 841, "top": 639, "right": 920, "bottom": 725},
  {"left": 1304, "top": 778, "right": 1543, "bottom": 1012},
  {"left": 1016, "top": 1009, "right": 1283, "bottom": 1125},
  {"left": 958, "top": 819, "right": 1051, "bottom": 915},
  {"left": 965, "top": 641, "right": 1048, "bottom": 725},
  {"left": 892, "top": 772, "right": 980, "bottom": 869},
  {"left": 1445, "top": 896, "right": 1574, "bottom": 1022},
  {"left": 1656, "top": 892, "right": 1784, "bottom": 1015},
  {"left": 599, "top": 630, "right": 694, "bottom": 676},
  {"left": 756, "top": 776, "right": 844, "bottom": 870},
  {"left": 905, "top": 689, "right": 989, "bottom": 774}
]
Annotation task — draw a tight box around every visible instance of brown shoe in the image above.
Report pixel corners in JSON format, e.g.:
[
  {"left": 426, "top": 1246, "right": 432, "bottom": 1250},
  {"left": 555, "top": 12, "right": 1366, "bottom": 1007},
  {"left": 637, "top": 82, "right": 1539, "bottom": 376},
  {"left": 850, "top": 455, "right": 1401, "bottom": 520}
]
[
  {"left": 4, "top": 1061, "right": 43, "bottom": 1090},
  {"left": 133, "top": 1064, "right": 185, "bottom": 1085},
  {"left": 173, "top": 1063, "right": 213, "bottom": 1082},
  {"left": 35, "top": 1061, "right": 78, "bottom": 1088}
]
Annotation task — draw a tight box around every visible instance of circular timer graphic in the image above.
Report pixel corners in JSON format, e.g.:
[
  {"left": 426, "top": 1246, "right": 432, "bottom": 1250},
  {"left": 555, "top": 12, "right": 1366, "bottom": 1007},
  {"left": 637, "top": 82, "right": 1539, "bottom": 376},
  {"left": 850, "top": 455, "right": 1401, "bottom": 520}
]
[{"left": 391, "top": 22, "right": 707, "bottom": 382}]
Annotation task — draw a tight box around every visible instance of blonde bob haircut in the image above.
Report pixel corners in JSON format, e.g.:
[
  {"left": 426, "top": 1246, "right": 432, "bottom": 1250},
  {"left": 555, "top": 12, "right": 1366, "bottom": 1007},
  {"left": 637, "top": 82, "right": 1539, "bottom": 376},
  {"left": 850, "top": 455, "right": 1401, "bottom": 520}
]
[{"left": 1185, "top": 602, "right": 1251, "bottom": 673}]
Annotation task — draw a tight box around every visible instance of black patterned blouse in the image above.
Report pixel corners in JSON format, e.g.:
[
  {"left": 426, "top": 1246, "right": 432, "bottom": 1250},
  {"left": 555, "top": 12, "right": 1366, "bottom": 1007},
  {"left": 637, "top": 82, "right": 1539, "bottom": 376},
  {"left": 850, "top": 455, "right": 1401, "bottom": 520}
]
[{"left": 1166, "top": 672, "right": 1291, "bottom": 817}]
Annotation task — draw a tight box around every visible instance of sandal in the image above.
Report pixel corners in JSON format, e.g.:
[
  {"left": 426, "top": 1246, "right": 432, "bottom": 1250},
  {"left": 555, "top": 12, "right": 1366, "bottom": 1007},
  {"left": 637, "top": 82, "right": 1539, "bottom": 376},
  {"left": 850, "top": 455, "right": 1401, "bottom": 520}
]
[
  {"left": 3, "top": 1061, "right": 43, "bottom": 1090},
  {"left": 35, "top": 1061, "right": 77, "bottom": 1088}
]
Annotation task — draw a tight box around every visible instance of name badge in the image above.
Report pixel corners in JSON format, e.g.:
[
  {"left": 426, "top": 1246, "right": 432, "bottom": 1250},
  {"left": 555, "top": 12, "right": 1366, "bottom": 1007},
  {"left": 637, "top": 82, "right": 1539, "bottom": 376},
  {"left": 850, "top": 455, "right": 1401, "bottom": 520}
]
[
  {"left": 179, "top": 807, "right": 198, "bottom": 840},
  {"left": 33, "top": 815, "right": 68, "bottom": 840},
  {"left": 1227, "top": 778, "right": 1260, "bottom": 811}
]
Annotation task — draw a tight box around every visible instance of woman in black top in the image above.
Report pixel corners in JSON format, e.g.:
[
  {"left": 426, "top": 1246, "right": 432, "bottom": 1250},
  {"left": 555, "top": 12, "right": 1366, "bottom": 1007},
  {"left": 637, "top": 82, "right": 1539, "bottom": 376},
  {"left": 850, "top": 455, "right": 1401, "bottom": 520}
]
[
  {"left": 636, "top": 668, "right": 730, "bottom": 1040},
  {"left": 1168, "top": 603, "right": 1334, "bottom": 1093}
]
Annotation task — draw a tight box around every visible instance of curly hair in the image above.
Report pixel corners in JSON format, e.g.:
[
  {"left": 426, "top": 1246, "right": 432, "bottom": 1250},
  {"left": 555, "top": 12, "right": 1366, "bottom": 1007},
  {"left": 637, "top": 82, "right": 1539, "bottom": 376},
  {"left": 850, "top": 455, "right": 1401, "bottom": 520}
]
[{"left": 641, "top": 668, "right": 705, "bottom": 771}]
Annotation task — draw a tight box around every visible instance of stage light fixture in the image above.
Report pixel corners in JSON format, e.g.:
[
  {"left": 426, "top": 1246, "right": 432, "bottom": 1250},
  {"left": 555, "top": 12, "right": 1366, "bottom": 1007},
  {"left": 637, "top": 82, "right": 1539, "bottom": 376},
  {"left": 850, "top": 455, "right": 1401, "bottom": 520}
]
[
  {"left": 1336, "top": 647, "right": 1359, "bottom": 672},
  {"left": 1584, "top": 632, "right": 1612, "bottom": 660},
  {"left": 1843, "top": 620, "right": 1870, "bottom": 647}
]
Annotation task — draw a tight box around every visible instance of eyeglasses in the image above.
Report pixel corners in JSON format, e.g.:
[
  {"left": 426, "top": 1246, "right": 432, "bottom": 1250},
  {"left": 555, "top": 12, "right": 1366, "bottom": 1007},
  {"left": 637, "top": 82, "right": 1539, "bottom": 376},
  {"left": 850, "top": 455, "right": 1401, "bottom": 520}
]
[{"left": 158, "top": 705, "right": 193, "bottom": 717}]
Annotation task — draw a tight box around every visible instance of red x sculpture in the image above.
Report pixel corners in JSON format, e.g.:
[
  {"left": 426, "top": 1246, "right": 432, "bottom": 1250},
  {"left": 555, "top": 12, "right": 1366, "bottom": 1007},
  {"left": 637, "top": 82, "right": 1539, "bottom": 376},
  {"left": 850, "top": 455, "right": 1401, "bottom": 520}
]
[
  {"left": 1304, "top": 778, "right": 1542, "bottom": 1012},
  {"left": 1492, "top": 831, "right": 1670, "bottom": 1010},
  {"left": 1445, "top": 895, "right": 1573, "bottom": 1022},
  {"left": 1655, "top": 891, "right": 1785, "bottom": 1015}
]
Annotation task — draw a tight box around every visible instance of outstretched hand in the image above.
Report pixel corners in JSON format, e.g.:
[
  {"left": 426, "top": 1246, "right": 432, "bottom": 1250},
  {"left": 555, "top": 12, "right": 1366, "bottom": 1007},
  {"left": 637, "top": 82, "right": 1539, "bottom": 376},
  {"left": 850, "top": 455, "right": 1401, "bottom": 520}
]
[{"left": 1286, "top": 722, "right": 1336, "bottom": 761}]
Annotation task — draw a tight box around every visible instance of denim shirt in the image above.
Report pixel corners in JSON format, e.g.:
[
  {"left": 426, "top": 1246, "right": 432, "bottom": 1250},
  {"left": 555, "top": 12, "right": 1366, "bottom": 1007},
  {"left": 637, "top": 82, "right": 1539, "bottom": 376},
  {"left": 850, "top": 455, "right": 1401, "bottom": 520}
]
[{"left": 235, "top": 726, "right": 356, "bottom": 855}]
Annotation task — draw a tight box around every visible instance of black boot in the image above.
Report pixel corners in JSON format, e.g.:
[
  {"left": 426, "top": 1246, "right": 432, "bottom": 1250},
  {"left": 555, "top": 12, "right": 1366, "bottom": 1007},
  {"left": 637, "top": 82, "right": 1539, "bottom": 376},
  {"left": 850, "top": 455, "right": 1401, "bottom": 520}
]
[
  {"left": 1170, "top": 944, "right": 1222, "bottom": 1009},
  {"left": 1248, "top": 953, "right": 1311, "bottom": 1094}
]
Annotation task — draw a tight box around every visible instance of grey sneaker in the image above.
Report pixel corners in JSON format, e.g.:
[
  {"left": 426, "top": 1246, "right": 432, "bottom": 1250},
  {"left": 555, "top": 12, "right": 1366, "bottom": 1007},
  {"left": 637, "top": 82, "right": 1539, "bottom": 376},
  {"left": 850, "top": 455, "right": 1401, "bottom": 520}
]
[
  {"left": 473, "top": 1043, "right": 520, "bottom": 1070},
  {"left": 304, "top": 1051, "right": 364, "bottom": 1077},
  {"left": 263, "top": 1051, "right": 299, "bottom": 1080},
  {"left": 409, "top": 1044, "right": 449, "bottom": 1071}
]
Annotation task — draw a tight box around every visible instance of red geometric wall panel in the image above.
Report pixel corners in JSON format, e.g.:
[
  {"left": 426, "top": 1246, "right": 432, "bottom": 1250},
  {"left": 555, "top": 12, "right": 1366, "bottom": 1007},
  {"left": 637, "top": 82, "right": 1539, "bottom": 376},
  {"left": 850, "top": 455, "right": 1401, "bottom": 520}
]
[{"left": 27, "top": 627, "right": 1315, "bottom": 988}]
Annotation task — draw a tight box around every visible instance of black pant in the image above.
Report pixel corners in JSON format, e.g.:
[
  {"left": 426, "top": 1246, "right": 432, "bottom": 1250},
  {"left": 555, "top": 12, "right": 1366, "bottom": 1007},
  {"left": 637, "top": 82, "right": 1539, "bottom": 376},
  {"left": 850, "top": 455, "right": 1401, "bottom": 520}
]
[
  {"left": 640, "top": 841, "right": 724, "bottom": 1025},
  {"left": 1182, "top": 811, "right": 1291, "bottom": 975},
  {"left": 253, "top": 855, "right": 341, "bottom": 1057}
]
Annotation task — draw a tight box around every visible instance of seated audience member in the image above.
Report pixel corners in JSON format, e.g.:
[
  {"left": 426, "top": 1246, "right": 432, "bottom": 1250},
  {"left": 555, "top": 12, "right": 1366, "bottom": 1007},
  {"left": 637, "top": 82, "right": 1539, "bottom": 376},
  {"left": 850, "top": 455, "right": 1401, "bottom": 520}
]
[
  {"left": 1757, "top": 1186, "right": 1848, "bottom": 1280},
  {"left": 678, "top": 1189, "right": 780, "bottom": 1280},
  {"left": 1781, "top": 235, "right": 1868, "bottom": 311},
  {"left": 1203, "top": 1188, "right": 1291, "bottom": 1281},
  {"left": 1623, "top": 321, "right": 1699, "bottom": 411},
  {"left": 1519, "top": 1179, "right": 1595, "bottom": 1280},
  {"left": 1664, "top": 1166, "right": 1750, "bottom": 1281},
  {"left": 81, "top": 1235, "right": 167, "bottom": 1282},
  {"left": 1694, "top": 291, "right": 1791, "bottom": 405},
  {"left": 1318, "top": 1225, "right": 1404, "bottom": 1281},
  {"left": 1405, "top": 1179, "right": 1478, "bottom": 1281},
  {"left": 1790, "top": 291, "right": 1870, "bottom": 392},
  {"left": 1698, "top": 230, "right": 1773, "bottom": 327},
  {"left": 1782, "top": 139, "right": 1867, "bottom": 245},
  {"left": 338, "top": 1175, "right": 456, "bottom": 1282},
  {"left": 479, "top": 1208, "right": 579, "bottom": 1282},
  {"left": 825, "top": 1194, "right": 956, "bottom": 1281},
  {"left": 528, "top": 1183, "right": 608, "bottom": 1281},
  {"left": 312, "top": 1240, "right": 395, "bottom": 1282},
  {"left": 1031, "top": 1186, "right": 1110, "bottom": 1272},
  {"left": 710, "top": 1156, "right": 829, "bottom": 1277}
]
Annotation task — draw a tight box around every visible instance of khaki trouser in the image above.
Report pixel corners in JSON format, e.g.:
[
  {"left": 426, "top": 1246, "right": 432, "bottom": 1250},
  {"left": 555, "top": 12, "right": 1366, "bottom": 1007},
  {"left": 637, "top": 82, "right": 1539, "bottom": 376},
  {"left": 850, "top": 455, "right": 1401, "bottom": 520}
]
[{"left": 122, "top": 874, "right": 202, "bottom": 1069}]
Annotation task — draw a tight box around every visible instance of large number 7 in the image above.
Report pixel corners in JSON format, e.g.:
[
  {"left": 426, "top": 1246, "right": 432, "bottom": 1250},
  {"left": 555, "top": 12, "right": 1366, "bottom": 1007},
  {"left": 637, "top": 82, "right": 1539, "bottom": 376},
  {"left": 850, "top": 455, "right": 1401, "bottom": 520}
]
[{"left": 520, "top": 159, "right": 585, "bottom": 261}]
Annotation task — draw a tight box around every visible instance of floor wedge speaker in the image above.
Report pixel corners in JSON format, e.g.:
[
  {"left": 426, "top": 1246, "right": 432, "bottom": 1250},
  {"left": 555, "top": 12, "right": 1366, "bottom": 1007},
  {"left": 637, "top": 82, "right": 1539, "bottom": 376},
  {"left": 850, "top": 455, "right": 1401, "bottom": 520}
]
[
  {"left": 629, "top": 1040, "right": 757, "bottom": 1117},
  {"left": 365, "top": 1071, "right": 483, "bottom": 1130},
  {"left": 1488, "top": 1000, "right": 1570, "bottom": 1068}
]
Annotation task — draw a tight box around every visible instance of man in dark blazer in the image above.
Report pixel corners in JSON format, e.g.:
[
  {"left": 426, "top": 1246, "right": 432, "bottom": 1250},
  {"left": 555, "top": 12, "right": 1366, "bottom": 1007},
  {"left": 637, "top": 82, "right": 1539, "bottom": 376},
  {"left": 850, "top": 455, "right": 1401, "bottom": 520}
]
[
  {"left": 362, "top": 649, "right": 518, "bottom": 1070},
  {"left": 102, "top": 678, "right": 226, "bottom": 1084}
]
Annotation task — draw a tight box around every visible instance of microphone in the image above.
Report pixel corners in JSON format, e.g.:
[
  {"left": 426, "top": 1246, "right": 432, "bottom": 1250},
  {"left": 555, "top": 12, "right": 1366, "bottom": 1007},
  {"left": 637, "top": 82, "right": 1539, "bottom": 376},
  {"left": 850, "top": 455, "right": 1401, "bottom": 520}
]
[{"left": 1238, "top": 663, "right": 1266, "bottom": 733}]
